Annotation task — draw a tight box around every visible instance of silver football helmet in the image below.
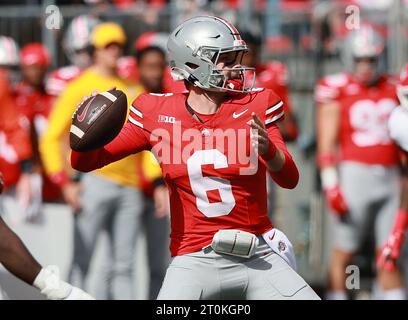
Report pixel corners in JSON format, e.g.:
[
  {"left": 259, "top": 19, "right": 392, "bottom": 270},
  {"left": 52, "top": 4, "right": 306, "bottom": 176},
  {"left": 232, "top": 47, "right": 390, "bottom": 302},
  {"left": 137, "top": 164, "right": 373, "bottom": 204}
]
[
  {"left": 0, "top": 36, "right": 19, "bottom": 67},
  {"left": 167, "top": 16, "right": 255, "bottom": 93},
  {"left": 342, "top": 25, "right": 384, "bottom": 79},
  {"left": 63, "top": 15, "right": 101, "bottom": 67}
]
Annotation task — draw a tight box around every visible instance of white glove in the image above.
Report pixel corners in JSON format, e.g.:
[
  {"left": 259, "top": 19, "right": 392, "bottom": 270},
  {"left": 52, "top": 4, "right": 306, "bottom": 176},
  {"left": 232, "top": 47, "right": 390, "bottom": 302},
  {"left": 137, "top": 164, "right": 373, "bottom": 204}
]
[{"left": 33, "top": 265, "right": 94, "bottom": 300}]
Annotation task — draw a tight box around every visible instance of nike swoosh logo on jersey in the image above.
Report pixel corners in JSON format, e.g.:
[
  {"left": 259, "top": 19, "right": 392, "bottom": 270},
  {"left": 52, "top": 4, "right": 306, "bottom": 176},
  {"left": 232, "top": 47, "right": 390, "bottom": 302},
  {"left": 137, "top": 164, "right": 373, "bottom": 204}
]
[
  {"left": 268, "top": 231, "right": 276, "bottom": 241},
  {"left": 77, "top": 96, "right": 96, "bottom": 122},
  {"left": 232, "top": 109, "right": 248, "bottom": 119}
]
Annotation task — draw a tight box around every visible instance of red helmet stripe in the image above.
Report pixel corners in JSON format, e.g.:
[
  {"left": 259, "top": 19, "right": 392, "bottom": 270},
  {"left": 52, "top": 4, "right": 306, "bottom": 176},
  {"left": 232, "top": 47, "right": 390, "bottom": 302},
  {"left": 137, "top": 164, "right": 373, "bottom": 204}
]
[{"left": 214, "top": 16, "right": 241, "bottom": 40}]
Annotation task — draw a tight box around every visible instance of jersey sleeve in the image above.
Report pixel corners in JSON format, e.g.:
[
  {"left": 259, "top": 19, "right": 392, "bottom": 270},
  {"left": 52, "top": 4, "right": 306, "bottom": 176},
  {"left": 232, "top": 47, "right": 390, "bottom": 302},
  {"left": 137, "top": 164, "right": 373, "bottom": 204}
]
[
  {"left": 314, "top": 76, "right": 343, "bottom": 105},
  {"left": 45, "top": 66, "right": 80, "bottom": 96},
  {"left": 127, "top": 93, "right": 157, "bottom": 132},
  {"left": 264, "top": 124, "right": 299, "bottom": 189},
  {"left": 264, "top": 89, "right": 285, "bottom": 127}
]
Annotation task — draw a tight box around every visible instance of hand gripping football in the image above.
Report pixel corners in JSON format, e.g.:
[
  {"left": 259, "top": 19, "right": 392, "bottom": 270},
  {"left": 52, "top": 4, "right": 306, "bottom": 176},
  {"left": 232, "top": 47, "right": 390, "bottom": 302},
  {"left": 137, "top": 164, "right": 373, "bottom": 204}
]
[{"left": 70, "top": 89, "right": 128, "bottom": 152}]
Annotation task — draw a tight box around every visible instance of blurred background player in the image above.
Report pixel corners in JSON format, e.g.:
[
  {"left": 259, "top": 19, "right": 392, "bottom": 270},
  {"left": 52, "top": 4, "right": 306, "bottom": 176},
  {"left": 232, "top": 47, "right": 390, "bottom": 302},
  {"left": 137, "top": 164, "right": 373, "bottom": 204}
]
[
  {"left": 377, "top": 64, "right": 408, "bottom": 275},
  {"left": 0, "top": 171, "right": 94, "bottom": 300},
  {"left": 117, "top": 31, "right": 186, "bottom": 93},
  {"left": 0, "top": 36, "right": 35, "bottom": 224},
  {"left": 315, "top": 25, "right": 405, "bottom": 300},
  {"left": 45, "top": 15, "right": 101, "bottom": 97},
  {"left": 40, "top": 22, "right": 146, "bottom": 300},
  {"left": 14, "top": 43, "right": 58, "bottom": 222}
]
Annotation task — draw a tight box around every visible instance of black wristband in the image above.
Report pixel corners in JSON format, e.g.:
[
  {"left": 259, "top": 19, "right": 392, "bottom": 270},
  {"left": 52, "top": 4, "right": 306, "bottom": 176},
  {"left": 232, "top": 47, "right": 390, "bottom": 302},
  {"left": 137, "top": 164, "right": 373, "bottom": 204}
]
[
  {"left": 71, "top": 171, "right": 83, "bottom": 183},
  {"left": 20, "top": 159, "right": 34, "bottom": 173},
  {"left": 152, "top": 177, "right": 165, "bottom": 188}
]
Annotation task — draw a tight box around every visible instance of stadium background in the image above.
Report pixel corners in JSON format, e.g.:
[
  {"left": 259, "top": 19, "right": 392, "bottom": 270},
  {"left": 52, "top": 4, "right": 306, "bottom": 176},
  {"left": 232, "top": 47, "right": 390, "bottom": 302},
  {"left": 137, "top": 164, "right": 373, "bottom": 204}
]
[{"left": 1, "top": 0, "right": 408, "bottom": 299}]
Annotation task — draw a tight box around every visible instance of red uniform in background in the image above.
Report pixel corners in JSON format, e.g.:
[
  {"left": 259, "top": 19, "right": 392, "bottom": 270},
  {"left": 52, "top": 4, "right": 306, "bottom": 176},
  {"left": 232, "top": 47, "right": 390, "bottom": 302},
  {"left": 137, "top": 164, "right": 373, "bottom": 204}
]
[
  {"left": 315, "top": 72, "right": 400, "bottom": 166},
  {"left": 71, "top": 89, "right": 299, "bottom": 256},
  {"left": 117, "top": 55, "right": 186, "bottom": 93},
  {"left": 14, "top": 82, "right": 59, "bottom": 201},
  {"left": 255, "top": 61, "right": 297, "bottom": 141},
  {"left": 16, "top": 43, "right": 61, "bottom": 201},
  {"left": 45, "top": 65, "right": 81, "bottom": 97},
  {"left": 0, "top": 69, "right": 32, "bottom": 189}
]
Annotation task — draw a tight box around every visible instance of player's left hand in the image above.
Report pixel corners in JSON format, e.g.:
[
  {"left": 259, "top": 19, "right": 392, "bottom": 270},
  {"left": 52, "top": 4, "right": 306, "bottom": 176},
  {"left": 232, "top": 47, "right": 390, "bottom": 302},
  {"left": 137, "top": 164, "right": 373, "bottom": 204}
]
[
  {"left": 248, "top": 112, "right": 271, "bottom": 156},
  {"left": 377, "top": 232, "right": 405, "bottom": 271}
]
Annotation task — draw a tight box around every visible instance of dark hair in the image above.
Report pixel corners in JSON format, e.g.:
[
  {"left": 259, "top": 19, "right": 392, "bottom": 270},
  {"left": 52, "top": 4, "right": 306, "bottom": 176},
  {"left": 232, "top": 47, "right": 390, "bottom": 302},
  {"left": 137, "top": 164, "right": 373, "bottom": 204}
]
[
  {"left": 239, "top": 30, "right": 262, "bottom": 47},
  {"left": 135, "top": 46, "right": 166, "bottom": 64}
]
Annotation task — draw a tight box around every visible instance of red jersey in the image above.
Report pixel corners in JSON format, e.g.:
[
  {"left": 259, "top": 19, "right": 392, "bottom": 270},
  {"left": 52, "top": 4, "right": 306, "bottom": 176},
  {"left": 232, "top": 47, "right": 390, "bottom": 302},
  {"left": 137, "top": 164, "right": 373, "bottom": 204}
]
[
  {"left": 315, "top": 72, "right": 400, "bottom": 166},
  {"left": 255, "top": 61, "right": 291, "bottom": 112},
  {"left": 0, "top": 70, "right": 32, "bottom": 188},
  {"left": 117, "top": 56, "right": 139, "bottom": 83},
  {"left": 71, "top": 89, "right": 299, "bottom": 256},
  {"left": 15, "top": 82, "right": 54, "bottom": 133},
  {"left": 255, "top": 61, "right": 297, "bottom": 141},
  {"left": 14, "top": 81, "right": 61, "bottom": 201},
  {"left": 45, "top": 65, "right": 81, "bottom": 96}
]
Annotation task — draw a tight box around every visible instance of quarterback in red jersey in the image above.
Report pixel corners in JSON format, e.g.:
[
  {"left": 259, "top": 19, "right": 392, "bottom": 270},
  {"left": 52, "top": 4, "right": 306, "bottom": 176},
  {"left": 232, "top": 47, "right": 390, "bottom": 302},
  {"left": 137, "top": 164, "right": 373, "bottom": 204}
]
[
  {"left": 71, "top": 16, "right": 320, "bottom": 300},
  {"left": 315, "top": 25, "right": 405, "bottom": 299}
]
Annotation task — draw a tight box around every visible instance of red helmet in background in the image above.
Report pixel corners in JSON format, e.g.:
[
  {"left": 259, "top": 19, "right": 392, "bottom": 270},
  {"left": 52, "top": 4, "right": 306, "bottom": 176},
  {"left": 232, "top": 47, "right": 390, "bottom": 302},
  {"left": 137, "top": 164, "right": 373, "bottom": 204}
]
[
  {"left": 398, "top": 64, "right": 408, "bottom": 112},
  {"left": 134, "top": 31, "right": 168, "bottom": 52},
  {"left": 20, "top": 43, "right": 50, "bottom": 67}
]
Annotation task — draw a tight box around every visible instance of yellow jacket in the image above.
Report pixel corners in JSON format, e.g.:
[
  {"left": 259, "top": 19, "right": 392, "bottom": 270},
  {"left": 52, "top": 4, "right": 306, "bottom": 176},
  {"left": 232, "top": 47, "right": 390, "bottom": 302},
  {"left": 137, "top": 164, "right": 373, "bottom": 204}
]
[{"left": 40, "top": 68, "right": 146, "bottom": 188}]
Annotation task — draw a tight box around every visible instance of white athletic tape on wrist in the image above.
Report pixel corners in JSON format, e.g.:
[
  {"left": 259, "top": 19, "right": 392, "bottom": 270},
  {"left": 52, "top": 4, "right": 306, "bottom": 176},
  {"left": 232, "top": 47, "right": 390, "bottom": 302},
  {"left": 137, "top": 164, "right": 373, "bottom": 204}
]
[
  {"left": 211, "top": 229, "right": 258, "bottom": 258},
  {"left": 320, "top": 166, "right": 339, "bottom": 190},
  {"left": 33, "top": 265, "right": 72, "bottom": 300}
]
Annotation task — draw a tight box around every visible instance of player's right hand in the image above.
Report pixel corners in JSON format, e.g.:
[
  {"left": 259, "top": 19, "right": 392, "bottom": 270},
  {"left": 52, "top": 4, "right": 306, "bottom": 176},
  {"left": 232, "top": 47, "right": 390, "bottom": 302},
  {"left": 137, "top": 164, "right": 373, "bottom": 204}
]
[
  {"left": 34, "top": 265, "right": 95, "bottom": 300},
  {"left": 324, "top": 185, "right": 348, "bottom": 216},
  {"left": 72, "top": 87, "right": 116, "bottom": 117},
  {"left": 62, "top": 182, "right": 82, "bottom": 212},
  {"left": 377, "top": 232, "right": 405, "bottom": 271}
]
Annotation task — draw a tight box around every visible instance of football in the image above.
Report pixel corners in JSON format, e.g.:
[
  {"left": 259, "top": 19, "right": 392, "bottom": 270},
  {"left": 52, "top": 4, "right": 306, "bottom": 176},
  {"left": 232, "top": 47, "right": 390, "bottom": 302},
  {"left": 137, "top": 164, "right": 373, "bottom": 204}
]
[{"left": 70, "top": 89, "right": 128, "bottom": 152}]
